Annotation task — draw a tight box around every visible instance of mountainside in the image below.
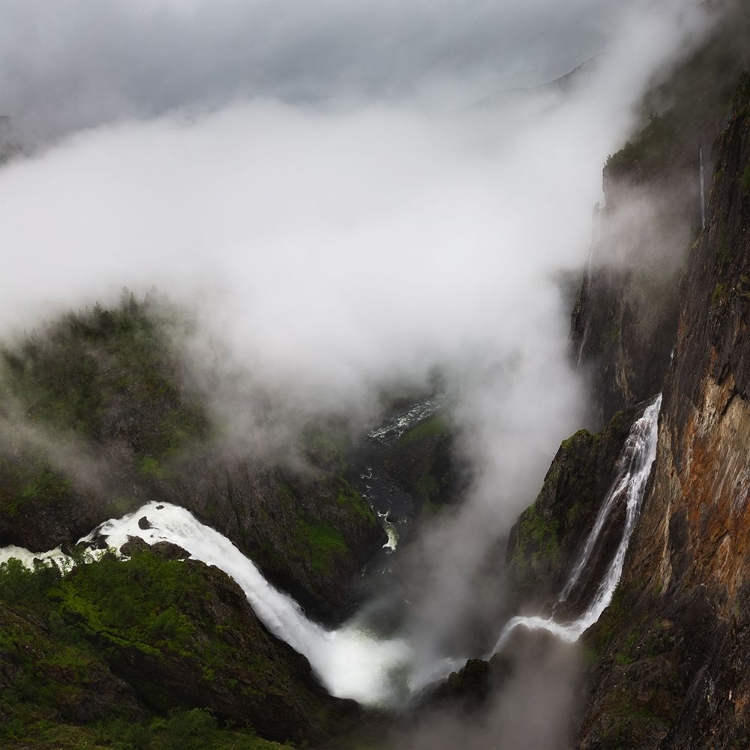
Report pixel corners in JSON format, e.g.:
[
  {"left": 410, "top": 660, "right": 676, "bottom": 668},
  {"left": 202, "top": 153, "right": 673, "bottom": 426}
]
[
  {"left": 572, "top": 3, "right": 750, "bottom": 424},
  {"left": 4, "top": 4, "right": 750, "bottom": 750},
  {"left": 0, "top": 298, "right": 391, "bottom": 747},
  {"left": 432, "top": 16, "right": 750, "bottom": 747},
  {"left": 576, "top": 72, "right": 750, "bottom": 750},
  {"left": 0, "top": 297, "right": 383, "bottom": 620}
]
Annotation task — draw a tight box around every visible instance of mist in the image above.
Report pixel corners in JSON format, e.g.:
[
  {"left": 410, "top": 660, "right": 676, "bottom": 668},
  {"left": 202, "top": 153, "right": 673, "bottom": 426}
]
[{"left": 0, "top": 0, "right": 712, "bottom": 746}]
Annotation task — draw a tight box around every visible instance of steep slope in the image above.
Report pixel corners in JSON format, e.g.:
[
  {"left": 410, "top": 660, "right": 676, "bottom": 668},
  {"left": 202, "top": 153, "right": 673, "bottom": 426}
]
[
  {"left": 577, "top": 73, "right": 750, "bottom": 749},
  {"left": 0, "top": 296, "right": 382, "bottom": 619},
  {"left": 506, "top": 405, "right": 639, "bottom": 610},
  {"left": 572, "top": 5, "right": 750, "bottom": 424},
  {"left": 0, "top": 548, "right": 355, "bottom": 748}
]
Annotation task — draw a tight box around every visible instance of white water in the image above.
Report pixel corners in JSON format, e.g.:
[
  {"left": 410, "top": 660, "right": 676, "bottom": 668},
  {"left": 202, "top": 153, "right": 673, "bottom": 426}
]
[
  {"left": 378, "top": 511, "right": 400, "bottom": 553},
  {"left": 368, "top": 397, "right": 443, "bottom": 443},
  {"left": 0, "top": 543, "right": 75, "bottom": 570},
  {"left": 491, "top": 395, "right": 662, "bottom": 654},
  {"left": 74, "top": 504, "right": 412, "bottom": 705},
  {"left": 0, "top": 394, "right": 662, "bottom": 702}
]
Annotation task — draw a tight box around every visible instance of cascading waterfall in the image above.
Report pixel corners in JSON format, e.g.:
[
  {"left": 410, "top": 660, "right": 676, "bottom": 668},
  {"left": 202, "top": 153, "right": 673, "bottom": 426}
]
[
  {"left": 0, "top": 393, "right": 662, "bottom": 703},
  {"left": 80, "top": 505, "right": 412, "bottom": 705},
  {"left": 491, "top": 394, "right": 662, "bottom": 654},
  {"left": 0, "top": 504, "right": 411, "bottom": 706}
]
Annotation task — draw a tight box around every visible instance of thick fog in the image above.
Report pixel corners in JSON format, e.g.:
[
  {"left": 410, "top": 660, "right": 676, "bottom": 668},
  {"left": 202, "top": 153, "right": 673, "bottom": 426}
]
[{"left": 0, "top": 0, "right": 711, "bottom": 745}]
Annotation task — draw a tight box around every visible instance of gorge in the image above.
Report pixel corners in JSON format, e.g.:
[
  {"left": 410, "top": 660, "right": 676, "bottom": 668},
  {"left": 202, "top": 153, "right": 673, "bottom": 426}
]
[{"left": 2, "top": 1, "right": 750, "bottom": 749}]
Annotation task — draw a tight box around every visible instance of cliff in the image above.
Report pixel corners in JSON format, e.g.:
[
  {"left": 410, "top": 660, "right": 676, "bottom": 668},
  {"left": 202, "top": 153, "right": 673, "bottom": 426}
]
[
  {"left": 571, "top": 5, "right": 750, "bottom": 424},
  {"left": 506, "top": 406, "right": 639, "bottom": 610},
  {"left": 576, "top": 73, "right": 750, "bottom": 749}
]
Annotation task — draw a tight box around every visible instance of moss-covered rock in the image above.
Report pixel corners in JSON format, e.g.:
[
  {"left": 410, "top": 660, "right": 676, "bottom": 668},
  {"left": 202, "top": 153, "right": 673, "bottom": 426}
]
[
  {"left": 0, "top": 550, "right": 356, "bottom": 747},
  {"left": 383, "top": 414, "right": 465, "bottom": 511},
  {"left": 506, "top": 407, "right": 638, "bottom": 606}
]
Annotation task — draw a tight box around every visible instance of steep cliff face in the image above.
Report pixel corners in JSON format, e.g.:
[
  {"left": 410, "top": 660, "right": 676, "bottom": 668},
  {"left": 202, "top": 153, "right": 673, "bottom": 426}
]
[
  {"left": 167, "top": 454, "right": 382, "bottom": 621},
  {"left": 572, "top": 8, "right": 750, "bottom": 424},
  {"left": 571, "top": 141, "right": 685, "bottom": 424},
  {"left": 577, "top": 73, "right": 750, "bottom": 749},
  {"left": 506, "top": 406, "right": 638, "bottom": 609}
]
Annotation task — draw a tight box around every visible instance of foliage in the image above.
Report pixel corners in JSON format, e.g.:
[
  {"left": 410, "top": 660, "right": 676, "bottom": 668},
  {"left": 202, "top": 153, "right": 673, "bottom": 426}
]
[
  {"left": 0, "top": 292, "right": 209, "bottom": 524},
  {"left": 301, "top": 424, "right": 348, "bottom": 476},
  {"left": 0, "top": 291, "right": 208, "bottom": 460},
  {"left": 605, "top": 111, "right": 679, "bottom": 179},
  {"left": 0, "top": 550, "right": 329, "bottom": 748},
  {"left": 513, "top": 503, "right": 560, "bottom": 570},
  {"left": 0, "top": 450, "right": 73, "bottom": 517},
  {"left": 396, "top": 415, "right": 448, "bottom": 447},
  {"left": 1, "top": 709, "right": 288, "bottom": 750},
  {"left": 294, "top": 520, "right": 349, "bottom": 575},
  {"left": 337, "top": 482, "right": 377, "bottom": 527}
]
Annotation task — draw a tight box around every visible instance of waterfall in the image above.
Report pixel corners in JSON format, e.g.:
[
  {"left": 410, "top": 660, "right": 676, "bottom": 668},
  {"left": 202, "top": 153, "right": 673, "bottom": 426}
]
[
  {"left": 0, "top": 393, "right": 662, "bottom": 700},
  {"left": 699, "top": 145, "right": 706, "bottom": 230},
  {"left": 76, "top": 505, "right": 412, "bottom": 706},
  {"left": 491, "top": 394, "right": 662, "bottom": 654},
  {"left": 0, "top": 504, "right": 411, "bottom": 706}
]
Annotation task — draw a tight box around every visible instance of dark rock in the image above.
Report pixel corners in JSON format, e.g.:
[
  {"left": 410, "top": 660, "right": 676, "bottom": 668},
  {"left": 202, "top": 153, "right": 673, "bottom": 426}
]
[
  {"left": 577, "top": 72, "right": 750, "bottom": 748},
  {"left": 506, "top": 406, "right": 639, "bottom": 610}
]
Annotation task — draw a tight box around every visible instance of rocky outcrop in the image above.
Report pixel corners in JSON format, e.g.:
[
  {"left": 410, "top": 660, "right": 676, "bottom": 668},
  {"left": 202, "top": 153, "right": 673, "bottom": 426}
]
[
  {"left": 576, "top": 73, "right": 750, "bottom": 748},
  {"left": 0, "top": 549, "right": 355, "bottom": 746},
  {"left": 168, "top": 457, "right": 383, "bottom": 621},
  {"left": 506, "top": 406, "right": 639, "bottom": 610},
  {"left": 383, "top": 413, "right": 466, "bottom": 512},
  {"left": 571, "top": 7, "right": 750, "bottom": 424}
]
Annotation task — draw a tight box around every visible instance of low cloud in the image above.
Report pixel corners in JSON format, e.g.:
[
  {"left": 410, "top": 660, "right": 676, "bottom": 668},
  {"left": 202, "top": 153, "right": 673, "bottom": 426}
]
[{"left": 0, "top": 0, "right": 713, "bottom": 743}]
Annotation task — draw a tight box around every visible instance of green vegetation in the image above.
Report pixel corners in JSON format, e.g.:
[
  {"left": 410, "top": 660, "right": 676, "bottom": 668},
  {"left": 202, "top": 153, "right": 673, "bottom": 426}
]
[
  {"left": 1, "top": 292, "right": 207, "bottom": 458},
  {"left": 509, "top": 409, "right": 638, "bottom": 599},
  {"left": 295, "top": 520, "right": 348, "bottom": 575},
  {"left": 1, "top": 708, "right": 289, "bottom": 750},
  {"left": 337, "top": 482, "right": 377, "bottom": 527},
  {"left": 0, "top": 550, "right": 336, "bottom": 748},
  {"left": 0, "top": 292, "right": 209, "bottom": 524},
  {"left": 513, "top": 503, "right": 560, "bottom": 570},
  {"left": 711, "top": 282, "right": 727, "bottom": 307},
  {"left": 383, "top": 412, "right": 459, "bottom": 510},
  {"left": 605, "top": 112, "right": 679, "bottom": 179},
  {"left": 0, "top": 449, "right": 73, "bottom": 517},
  {"left": 397, "top": 415, "right": 448, "bottom": 447},
  {"left": 301, "top": 423, "right": 348, "bottom": 477}
]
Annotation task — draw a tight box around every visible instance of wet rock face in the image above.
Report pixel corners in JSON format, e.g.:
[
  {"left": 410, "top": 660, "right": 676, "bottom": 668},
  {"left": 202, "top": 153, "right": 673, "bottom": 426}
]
[
  {"left": 571, "top": 254, "right": 679, "bottom": 425},
  {"left": 577, "top": 75, "right": 750, "bottom": 748},
  {"left": 506, "top": 406, "right": 638, "bottom": 610},
  {"left": 570, "top": 2, "right": 750, "bottom": 426},
  {"left": 628, "top": 74, "right": 750, "bottom": 624}
]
